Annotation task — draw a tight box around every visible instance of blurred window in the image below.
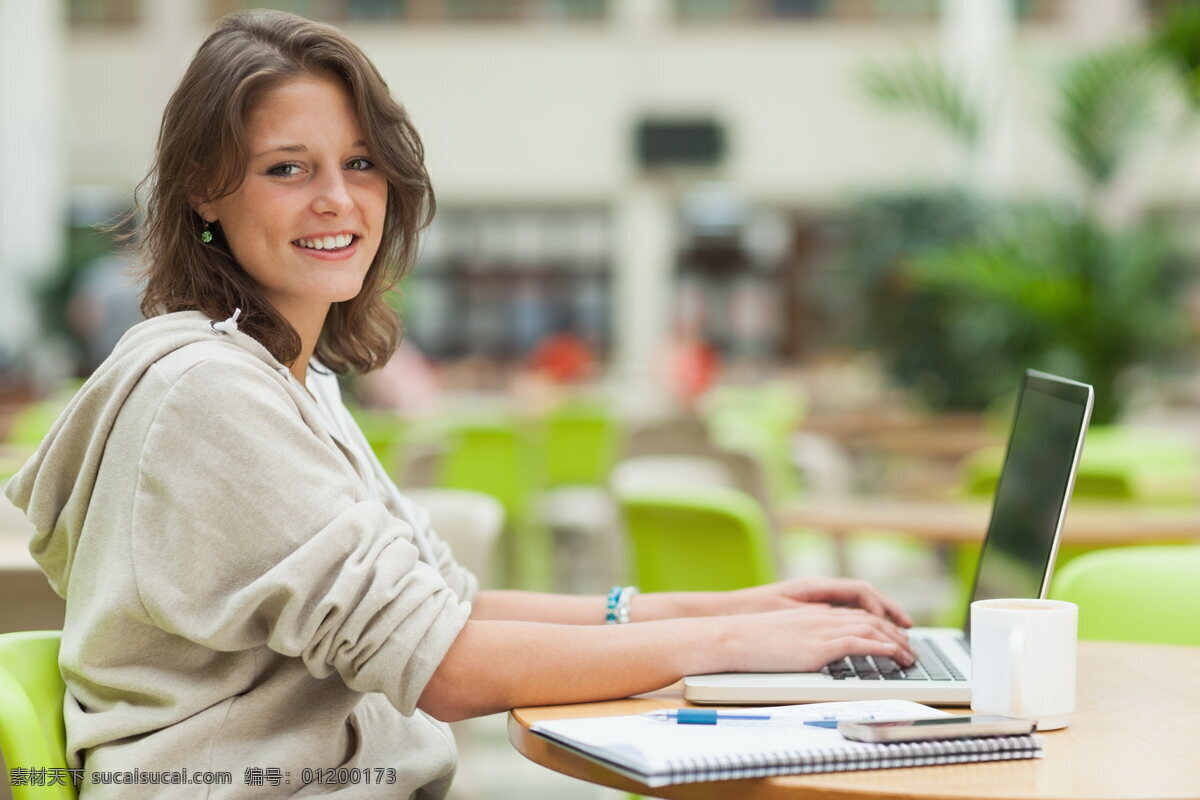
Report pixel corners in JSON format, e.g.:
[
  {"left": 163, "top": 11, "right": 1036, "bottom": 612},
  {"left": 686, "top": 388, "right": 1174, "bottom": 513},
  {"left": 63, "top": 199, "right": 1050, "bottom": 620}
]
[
  {"left": 402, "top": 207, "right": 612, "bottom": 363},
  {"left": 207, "top": 0, "right": 607, "bottom": 24},
  {"left": 68, "top": 0, "right": 139, "bottom": 28},
  {"left": 673, "top": 0, "right": 1071, "bottom": 23},
  {"left": 674, "top": 205, "right": 805, "bottom": 364}
]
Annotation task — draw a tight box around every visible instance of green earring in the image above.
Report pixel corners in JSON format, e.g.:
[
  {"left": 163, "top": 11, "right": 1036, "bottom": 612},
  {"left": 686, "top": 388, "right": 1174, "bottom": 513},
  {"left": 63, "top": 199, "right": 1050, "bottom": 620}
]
[{"left": 200, "top": 222, "right": 213, "bottom": 244}]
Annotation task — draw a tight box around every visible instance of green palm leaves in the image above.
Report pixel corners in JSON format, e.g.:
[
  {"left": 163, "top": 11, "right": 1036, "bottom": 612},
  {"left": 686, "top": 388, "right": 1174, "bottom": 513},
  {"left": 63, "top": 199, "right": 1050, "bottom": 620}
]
[
  {"left": 860, "top": 56, "right": 982, "bottom": 152},
  {"left": 1056, "top": 44, "right": 1165, "bottom": 188},
  {"left": 848, "top": 38, "right": 1194, "bottom": 422}
]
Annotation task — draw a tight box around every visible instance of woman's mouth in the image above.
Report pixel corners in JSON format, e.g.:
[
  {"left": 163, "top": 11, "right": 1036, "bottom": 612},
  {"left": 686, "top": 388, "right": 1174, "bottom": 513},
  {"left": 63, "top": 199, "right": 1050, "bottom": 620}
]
[
  {"left": 293, "top": 234, "right": 356, "bottom": 252},
  {"left": 291, "top": 234, "right": 360, "bottom": 260}
]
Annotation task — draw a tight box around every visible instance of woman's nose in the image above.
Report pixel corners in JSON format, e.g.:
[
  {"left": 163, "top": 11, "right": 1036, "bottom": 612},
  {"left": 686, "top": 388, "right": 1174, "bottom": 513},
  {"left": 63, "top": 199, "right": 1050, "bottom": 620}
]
[{"left": 311, "top": 171, "right": 353, "bottom": 216}]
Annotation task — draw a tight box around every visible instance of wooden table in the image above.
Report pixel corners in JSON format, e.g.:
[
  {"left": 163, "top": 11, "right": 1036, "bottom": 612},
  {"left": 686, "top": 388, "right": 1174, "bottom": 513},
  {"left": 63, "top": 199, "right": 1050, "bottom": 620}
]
[
  {"left": 778, "top": 498, "right": 1200, "bottom": 546},
  {"left": 509, "top": 641, "right": 1200, "bottom": 800},
  {"left": 778, "top": 498, "right": 1200, "bottom": 577}
]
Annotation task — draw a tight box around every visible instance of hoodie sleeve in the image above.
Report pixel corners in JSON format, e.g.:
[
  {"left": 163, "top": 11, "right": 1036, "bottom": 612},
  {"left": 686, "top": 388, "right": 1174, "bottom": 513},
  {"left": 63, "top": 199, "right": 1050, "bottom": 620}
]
[
  {"left": 378, "top": 490, "right": 480, "bottom": 605},
  {"left": 308, "top": 371, "right": 479, "bottom": 605},
  {"left": 128, "top": 355, "right": 469, "bottom": 716}
]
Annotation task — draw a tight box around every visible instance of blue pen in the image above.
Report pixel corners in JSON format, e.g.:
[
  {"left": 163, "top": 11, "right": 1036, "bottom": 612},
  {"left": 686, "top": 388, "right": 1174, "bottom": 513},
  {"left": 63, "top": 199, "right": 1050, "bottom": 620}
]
[{"left": 643, "top": 709, "right": 842, "bottom": 728}]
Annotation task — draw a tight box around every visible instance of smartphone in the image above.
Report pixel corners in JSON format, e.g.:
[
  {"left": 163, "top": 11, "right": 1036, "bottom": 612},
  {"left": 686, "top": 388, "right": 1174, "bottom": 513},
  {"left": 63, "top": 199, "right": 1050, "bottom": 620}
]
[{"left": 837, "top": 715, "right": 1036, "bottom": 743}]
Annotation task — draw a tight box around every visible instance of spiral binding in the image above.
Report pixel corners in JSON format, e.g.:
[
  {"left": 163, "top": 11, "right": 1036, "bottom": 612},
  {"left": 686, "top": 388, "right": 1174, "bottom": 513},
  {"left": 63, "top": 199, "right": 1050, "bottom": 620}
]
[{"left": 662, "top": 735, "right": 1042, "bottom": 785}]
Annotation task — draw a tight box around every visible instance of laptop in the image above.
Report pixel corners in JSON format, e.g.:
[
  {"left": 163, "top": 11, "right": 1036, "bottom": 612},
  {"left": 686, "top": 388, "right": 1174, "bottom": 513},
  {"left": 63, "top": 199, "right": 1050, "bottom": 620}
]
[{"left": 683, "top": 369, "right": 1094, "bottom": 706}]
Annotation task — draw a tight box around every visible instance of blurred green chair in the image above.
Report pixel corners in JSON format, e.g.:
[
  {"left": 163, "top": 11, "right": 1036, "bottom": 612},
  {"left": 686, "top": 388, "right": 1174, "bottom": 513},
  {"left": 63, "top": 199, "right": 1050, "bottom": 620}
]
[
  {"left": 347, "top": 407, "right": 409, "bottom": 476},
  {"left": 698, "top": 383, "right": 853, "bottom": 587},
  {"left": 536, "top": 400, "right": 624, "bottom": 594},
  {"left": 702, "top": 383, "right": 805, "bottom": 506},
  {"left": 436, "top": 418, "right": 549, "bottom": 590},
  {"left": 437, "top": 418, "right": 539, "bottom": 520},
  {"left": 541, "top": 400, "right": 620, "bottom": 488},
  {"left": 1049, "top": 545, "right": 1200, "bottom": 646},
  {"left": 616, "top": 486, "right": 777, "bottom": 593},
  {"left": 0, "top": 630, "right": 76, "bottom": 800}
]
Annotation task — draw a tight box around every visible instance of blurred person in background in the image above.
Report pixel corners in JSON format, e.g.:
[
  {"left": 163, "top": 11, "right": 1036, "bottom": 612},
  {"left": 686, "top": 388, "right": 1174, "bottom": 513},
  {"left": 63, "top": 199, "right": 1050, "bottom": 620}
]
[
  {"left": 510, "top": 318, "right": 599, "bottom": 414},
  {"left": 6, "top": 10, "right": 915, "bottom": 798},
  {"left": 527, "top": 325, "right": 595, "bottom": 386},
  {"left": 662, "top": 316, "right": 721, "bottom": 411}
]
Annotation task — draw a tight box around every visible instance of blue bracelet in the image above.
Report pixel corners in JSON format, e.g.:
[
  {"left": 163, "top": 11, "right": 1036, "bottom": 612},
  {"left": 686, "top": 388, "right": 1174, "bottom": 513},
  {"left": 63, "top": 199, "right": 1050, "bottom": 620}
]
[
  {"left": 605, "top": 585, "right": 622, "bottom": 624},
  {"left": 606, "top": 585, "right": 638, "bottom": 624}
]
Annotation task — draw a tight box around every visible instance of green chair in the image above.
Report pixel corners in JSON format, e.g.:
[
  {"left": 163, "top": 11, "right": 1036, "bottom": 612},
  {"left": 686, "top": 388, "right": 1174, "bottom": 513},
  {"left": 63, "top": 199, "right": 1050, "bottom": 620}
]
[
  {"left": 541, "top": 400, "right": 620, "bottom": 489},
  {"left": 0, "top": 630, "right": 76, "bottom": 800},
  {"left": 347, "top": 407, "right": 409, "bottom": 476},
  {"left": 703, "top": 383, "right": 805, "bottom": 506},
  {"left": 437, "top": 419, "right": 539, "bottom": 522},
  {"left": 617, "top": 487, "right": 778, "bottom": 593},
  {"left": 436, "top": 419, "right": 549, "bottom": 590},
  {"left": 1049, "top": 545, "right": 1200, "bottom": 646}
]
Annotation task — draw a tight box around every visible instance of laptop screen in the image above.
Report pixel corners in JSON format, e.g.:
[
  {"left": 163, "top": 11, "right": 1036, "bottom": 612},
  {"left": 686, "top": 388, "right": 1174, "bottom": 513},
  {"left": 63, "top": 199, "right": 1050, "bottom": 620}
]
[{"left": 964, "top": 370, "right": 1093, "bottom": 636}]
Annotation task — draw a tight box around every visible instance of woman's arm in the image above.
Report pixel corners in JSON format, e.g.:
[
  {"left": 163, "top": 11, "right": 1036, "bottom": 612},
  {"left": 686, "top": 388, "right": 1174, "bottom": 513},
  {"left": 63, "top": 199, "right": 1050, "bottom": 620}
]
[
  {"left": 468, "top": 589, "right": 712, "bottom": 624},
  {"left": 469, "top": 578, "right": 912, "bottom": 627},
  {"left": 418, "top": 604, "right": 914, "bottom": 722}
]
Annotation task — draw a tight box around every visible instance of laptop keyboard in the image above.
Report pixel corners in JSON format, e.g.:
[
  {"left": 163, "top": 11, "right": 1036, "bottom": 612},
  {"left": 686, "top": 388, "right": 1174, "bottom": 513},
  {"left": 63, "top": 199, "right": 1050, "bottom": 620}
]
[{"left": 822, "top": 637, "right": 967, "bottom": 682}]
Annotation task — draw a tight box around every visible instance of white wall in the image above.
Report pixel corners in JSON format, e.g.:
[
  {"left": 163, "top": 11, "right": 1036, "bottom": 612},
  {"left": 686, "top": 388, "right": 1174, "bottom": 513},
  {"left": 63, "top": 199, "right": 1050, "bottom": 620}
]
[
  {"left": 66, "top": 23, "right": 963, "bottom": 201},
  {"left": 65, "top": 9, "right": 1198, "bottom": 201}
]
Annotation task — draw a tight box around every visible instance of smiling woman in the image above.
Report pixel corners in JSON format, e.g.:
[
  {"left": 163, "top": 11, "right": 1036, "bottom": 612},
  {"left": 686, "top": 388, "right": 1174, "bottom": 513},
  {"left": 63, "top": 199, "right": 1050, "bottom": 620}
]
[
  {"left": 133, "top": 9, "right": 434, "bottom": 376},
  {"left": 4, "top": 8, "right": 918, "bottom": 800}
]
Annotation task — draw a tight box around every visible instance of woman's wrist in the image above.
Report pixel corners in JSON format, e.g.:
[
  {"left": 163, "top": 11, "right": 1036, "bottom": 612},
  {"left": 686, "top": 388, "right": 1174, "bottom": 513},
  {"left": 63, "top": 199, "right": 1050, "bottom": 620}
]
[
  {"left": 627, "top": 591, "right": 724, "bottom": 621},
  {"left": 694, "top": 614, "right": 742, "bottom": 674},
  {"left": 640, "top": 615, "right": 741, "bottom": 677}
]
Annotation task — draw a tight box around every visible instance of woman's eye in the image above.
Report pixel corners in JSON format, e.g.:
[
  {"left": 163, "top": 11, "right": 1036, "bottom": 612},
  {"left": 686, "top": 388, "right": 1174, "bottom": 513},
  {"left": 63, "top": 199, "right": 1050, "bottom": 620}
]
[
  {"left": 267, "top": 163, "right": 302, "bottom": 177},
  {"left": 346, "top": 157, "right": 374, "bottom": 171}
]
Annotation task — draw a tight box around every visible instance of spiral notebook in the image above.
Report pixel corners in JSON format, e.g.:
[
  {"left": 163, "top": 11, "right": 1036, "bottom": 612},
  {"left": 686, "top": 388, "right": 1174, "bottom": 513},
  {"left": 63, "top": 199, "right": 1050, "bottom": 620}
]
[{"left": 530, "top": 700, "right": 1043, "bottom": 788}]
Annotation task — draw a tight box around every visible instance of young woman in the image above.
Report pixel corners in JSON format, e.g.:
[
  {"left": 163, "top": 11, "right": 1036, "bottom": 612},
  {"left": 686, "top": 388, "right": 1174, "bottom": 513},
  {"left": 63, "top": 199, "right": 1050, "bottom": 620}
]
[{"left": 7, "top": 10, "right": 914, "bottom": 798}]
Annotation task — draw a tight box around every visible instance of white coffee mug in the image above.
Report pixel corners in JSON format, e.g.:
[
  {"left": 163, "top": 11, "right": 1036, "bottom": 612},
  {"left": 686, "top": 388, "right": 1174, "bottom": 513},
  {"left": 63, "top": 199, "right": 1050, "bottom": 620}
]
[{"left": 970, "top": 598, "right": 1078, "bottom": 731}]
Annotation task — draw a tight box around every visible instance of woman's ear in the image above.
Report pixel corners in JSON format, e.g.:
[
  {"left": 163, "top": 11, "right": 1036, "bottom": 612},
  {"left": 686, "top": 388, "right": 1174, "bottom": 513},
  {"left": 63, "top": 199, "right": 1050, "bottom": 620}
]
[
  {"left": 189, "top": 195, "right": 217, "bottom": 224},
  {"left": 187, "top": 163, "right": 217, "bottom": 223}
]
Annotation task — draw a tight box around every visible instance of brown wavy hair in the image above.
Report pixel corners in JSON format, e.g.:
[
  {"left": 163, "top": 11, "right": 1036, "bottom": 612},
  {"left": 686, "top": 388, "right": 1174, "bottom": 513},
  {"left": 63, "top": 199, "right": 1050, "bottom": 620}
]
[{"left": 129, "top": 9, "right": 434, "bottom": 373}]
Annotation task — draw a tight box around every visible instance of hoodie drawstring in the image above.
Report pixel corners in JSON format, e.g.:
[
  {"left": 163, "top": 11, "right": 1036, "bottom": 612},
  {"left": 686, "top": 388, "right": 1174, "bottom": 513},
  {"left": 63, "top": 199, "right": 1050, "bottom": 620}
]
[{"left": 210, "top": 308, "right": 242, "bottom": 335}]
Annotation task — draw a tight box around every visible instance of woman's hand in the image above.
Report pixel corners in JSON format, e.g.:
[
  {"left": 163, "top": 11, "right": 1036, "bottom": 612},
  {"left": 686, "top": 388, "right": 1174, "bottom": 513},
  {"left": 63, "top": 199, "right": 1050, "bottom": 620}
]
[
  {"left": 723, "top": 577, "right": 914, "bottom": 628},
  {"left": 720, "top": 604, "right": 917, "bottom": 673}
]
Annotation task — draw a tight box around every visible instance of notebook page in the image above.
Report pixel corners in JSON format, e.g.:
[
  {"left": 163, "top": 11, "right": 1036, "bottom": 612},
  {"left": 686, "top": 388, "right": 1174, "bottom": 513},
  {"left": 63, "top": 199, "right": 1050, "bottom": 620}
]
[{"left": 532, "top": 699, "right": 951, "bottom": 774}]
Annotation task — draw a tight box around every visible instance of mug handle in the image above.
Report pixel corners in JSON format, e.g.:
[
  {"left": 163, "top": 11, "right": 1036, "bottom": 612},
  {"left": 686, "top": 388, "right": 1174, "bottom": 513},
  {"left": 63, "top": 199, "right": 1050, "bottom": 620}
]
[{"left": 1008, "top": 628, "right": 1026, "bottom": 718}]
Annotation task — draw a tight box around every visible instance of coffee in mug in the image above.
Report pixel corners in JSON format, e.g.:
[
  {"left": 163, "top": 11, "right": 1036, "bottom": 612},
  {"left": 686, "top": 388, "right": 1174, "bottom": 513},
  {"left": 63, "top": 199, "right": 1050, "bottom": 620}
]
[{"left": 970, "top": 598, "right": 1078, "bottom": 731}]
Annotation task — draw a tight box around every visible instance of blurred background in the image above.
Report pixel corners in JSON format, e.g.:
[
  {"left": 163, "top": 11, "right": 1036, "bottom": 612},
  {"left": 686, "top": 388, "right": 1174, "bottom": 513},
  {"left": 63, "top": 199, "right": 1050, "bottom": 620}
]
[{"left": 5, "top": 1, "right": 1200, "bottom": 798}]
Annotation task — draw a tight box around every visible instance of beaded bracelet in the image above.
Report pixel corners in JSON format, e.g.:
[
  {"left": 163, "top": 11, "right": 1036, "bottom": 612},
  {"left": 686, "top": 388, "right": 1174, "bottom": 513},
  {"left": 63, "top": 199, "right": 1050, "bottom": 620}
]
[
  {"left": 605, "top": 585, "right": 638, "bottom": 624},
  {"left": 605, "top": 585, "right": 622, "bottom": 622}
]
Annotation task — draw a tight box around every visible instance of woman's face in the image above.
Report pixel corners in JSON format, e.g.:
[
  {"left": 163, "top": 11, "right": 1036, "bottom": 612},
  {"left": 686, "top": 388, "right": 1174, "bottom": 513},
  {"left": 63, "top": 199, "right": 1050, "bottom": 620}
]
[{"left": 198, "top": 73, "right": 388, "bottom": 334}]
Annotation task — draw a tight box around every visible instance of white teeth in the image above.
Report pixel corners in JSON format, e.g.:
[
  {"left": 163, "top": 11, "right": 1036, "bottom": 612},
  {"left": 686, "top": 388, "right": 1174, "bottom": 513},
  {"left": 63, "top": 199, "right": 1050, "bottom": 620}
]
[{"left": 294, "top": 235, "right": 354, "bottom": 251}]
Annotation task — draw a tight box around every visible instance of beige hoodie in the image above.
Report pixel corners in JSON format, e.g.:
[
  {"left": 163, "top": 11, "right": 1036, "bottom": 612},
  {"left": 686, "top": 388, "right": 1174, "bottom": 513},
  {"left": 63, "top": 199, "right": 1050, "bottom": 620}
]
[{"left": 6, "top": 311, "right": 476, "bottom": 799}]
